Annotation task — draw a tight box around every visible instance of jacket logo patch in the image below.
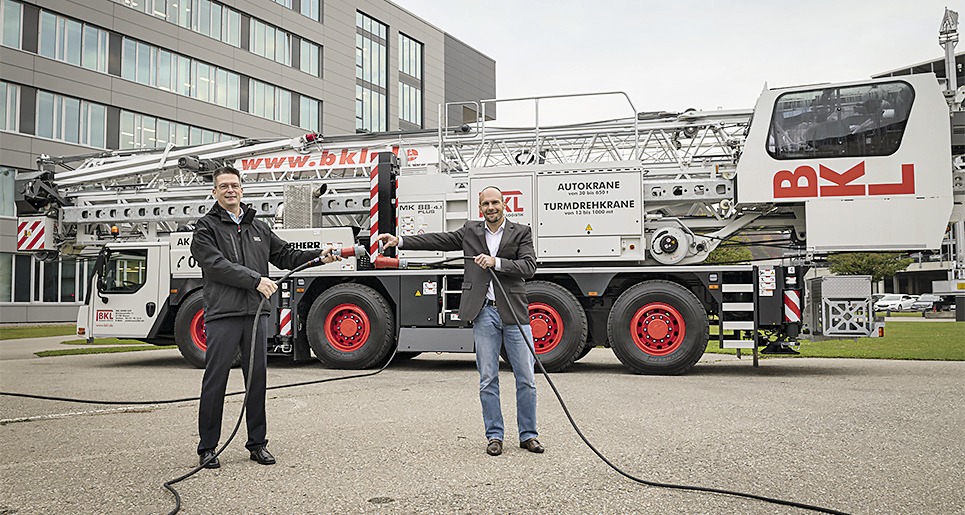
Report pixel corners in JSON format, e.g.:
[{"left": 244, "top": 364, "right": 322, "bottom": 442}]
[{"left": 253, "top": 236, "right": 262, "bottom": 241}]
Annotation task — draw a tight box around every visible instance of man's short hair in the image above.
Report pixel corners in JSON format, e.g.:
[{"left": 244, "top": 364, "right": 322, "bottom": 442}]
[{"left": 212, "top": 166, "right": 242, "bottom": 183}]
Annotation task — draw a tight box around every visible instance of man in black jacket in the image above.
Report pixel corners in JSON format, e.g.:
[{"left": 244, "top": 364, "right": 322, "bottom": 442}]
[{"left": 191, "top": 166, "right": 338, "bottom": 469}]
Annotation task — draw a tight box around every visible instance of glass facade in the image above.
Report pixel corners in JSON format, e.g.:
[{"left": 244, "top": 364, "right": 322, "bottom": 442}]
[
  {"left": 119, "top": 109, "right": 233, "bottom": 149},
  {"left": 356, "top": 11, "right": 387, "bottom": 133},
  {"left": 121, "top": 37, "right": 241, "bottom": 110},
  {"left": 112, "top": 0, "right": 241, "bottom": 47},
  {"left": 39, "top": 10, "right": 109, "bottom": 72},
  {"left": 0, "top": 81, "right": 18, "bottom": 131},
  {"left": 35, "top": 91, "right": 107, "bottom": 148},
  {"left": 0, "top": 0, "right": 21, "bottom": 49},
  {"left": 398, "top": 33, "right": 423, "bottom": 128},
  {"left": 250, "top": 18, "right": 292, "bottom": 66},
  {"left": 0, "top": 252, "right": 92, "bottom": 305},
  {"left": 300, "top": 39, "right": 322, "bottom": 77}
]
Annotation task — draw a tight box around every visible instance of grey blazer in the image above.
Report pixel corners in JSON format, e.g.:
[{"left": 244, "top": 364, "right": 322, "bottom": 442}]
[{"left": 401, "top": 220, "right": 537, "bottom": 325}]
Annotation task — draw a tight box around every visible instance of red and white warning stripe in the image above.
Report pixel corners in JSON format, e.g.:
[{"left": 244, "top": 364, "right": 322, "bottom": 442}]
[
  {"left": 17, "top": 220, "right": 46, "bottom": 251},
  {"left": 369, "top": 161, "right": 379, "bottom": 259},
  {"left": 279, "top": 308, "right": 292, "bottom": 336},
  {"left": 783, "top": 290, "right": 801, "bottom": 322}
]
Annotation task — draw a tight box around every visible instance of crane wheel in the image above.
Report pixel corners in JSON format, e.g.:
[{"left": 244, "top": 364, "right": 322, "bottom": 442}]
[
  {"left": 173, "top": 292, "right": 241, "bottom": 369},
  {"left": 306, "top": 283, "right": 395, "bottom": 369},
  {"left": 607, "top": 280, "right": 708, "bottom": 375}
]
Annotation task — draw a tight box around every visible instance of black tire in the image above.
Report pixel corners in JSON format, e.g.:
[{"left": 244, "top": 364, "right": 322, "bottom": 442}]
[
  {"left": 576, "top": 344, "right": 594, "bottom": 361},
  {"left": 607, "top": 280, "right": 708, "bottom": 375},
  {"left": 174, "top": 292, "right": 208, "bottom": 369},
  {"left": 306, "top": 283, "right": 395, "bottom": 369},
  {"left": 526, "top": 281, "right": 588, "bottom": 372},
  {"left": 174, "top": 292, "right": 242, "bottom": 369}
]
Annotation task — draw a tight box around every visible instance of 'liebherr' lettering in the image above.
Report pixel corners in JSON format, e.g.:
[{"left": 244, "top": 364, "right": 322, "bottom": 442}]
[{"left": 773, "top": 162, "right": 916, "bottom": 199}]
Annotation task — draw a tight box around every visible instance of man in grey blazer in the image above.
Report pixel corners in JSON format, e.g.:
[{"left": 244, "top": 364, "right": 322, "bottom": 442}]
[{"left": 377, "top": 186, "right": 542, "bottom": 456}]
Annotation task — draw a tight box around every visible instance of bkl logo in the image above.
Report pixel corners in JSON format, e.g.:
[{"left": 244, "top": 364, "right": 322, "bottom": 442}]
[
  {"left": 773, "top": 161, "right": 915, "bottom": 198},
  {"left": 96, "top": 310, "right": 113, "bottom": 321},
  {"left": 503, "top": 190, "right": 524, "bottom": 213}
]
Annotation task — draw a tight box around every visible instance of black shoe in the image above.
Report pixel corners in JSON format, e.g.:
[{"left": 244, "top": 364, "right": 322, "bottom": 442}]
[
  {"left": 249, "top": 446, "right": 276, "bottom": 465},
  {"left": 519, "top": 438, "right": 544, "bottom": 453},
  {"left": 486, "top": 439, "right": 503, "bottom": 456},
  {"left": 199, "top": 450, "right": 220, "bottom": 469}
]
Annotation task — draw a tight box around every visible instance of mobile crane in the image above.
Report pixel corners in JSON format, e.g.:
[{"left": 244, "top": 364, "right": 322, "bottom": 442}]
[{"left": 15, "top": 17, "right": 964, "bottom": 375}]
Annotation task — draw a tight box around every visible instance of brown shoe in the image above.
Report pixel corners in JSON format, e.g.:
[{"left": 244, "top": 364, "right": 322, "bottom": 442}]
[
  {"left": 519, "top": 438, "right": 544, "bottom": 453},
  {"left": 486, "top": 439, "right": 503, "bottom": 456}
]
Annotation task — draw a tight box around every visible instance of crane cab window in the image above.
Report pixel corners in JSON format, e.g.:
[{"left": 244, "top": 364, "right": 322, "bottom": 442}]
[
  {"left": 101, "top": 249, "right": 148, "bottom": 293},
  {"left": 767, "top": 81, "right": 914, "bottom": 160}
]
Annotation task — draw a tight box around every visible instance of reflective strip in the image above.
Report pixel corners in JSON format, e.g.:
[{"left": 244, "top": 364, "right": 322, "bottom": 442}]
[
  {"left": 369, "top": 162, "right": 379, "bottom": 259},
  {"left": 280, "top": 308, "right": 292, "bottom": 336},
  {"left": 784, "top": 290, "right": 802, "bottom": 322},
  {"left": 18, "top": 220, "right": 45, "bottom": 250}
]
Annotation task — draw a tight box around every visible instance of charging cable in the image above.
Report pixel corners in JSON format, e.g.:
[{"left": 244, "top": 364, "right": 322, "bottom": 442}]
[{"left": 485, "top": 267, "right": 847, "bottom": 515}]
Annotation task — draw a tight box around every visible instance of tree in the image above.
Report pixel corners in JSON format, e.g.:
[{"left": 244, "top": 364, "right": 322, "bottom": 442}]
[
  {"left": 826, "top": 253, "right": 913, "bottom": 282},
  {"left": 704, "top": 237, "right": 753, "bottom": 264}
]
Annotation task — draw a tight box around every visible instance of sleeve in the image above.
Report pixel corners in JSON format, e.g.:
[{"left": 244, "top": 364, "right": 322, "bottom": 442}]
[
  {"left": 190, "top": 219, "right": 260, "bottom": 289},
  {"left": 398, "top": 224, "right": 466, "bottom": 252},
  {"left": 496, "top": 225, "right": 536, "bottom": 279},
  {"left": 267, "top": 226, "right": 318, "bottom": 270}
]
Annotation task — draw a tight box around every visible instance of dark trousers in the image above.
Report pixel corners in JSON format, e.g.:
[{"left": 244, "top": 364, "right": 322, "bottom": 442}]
[{"left": 197, "top": 315, "right": 269, "bottom": 454}]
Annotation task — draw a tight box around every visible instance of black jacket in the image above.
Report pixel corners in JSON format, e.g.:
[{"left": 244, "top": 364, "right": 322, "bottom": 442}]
[
  {"left": 191, "top": 202, "right": 318, "bottom": 322},
  {"left": 401, "top": 220, "right": 536, "bottom": 324}
]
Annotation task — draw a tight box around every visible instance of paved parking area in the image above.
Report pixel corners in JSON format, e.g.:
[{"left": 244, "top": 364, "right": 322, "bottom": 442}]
[{"left": 1, "top": 340, "right": 963, "bottom": 514}]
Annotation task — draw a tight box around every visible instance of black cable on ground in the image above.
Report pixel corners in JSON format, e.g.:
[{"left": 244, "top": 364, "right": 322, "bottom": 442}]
[{"left": 486, "top": 268, "right": 847, "bottom": 515}]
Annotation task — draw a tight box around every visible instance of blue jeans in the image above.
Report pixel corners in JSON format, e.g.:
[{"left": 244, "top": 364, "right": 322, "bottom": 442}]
[{"left": 473, "top": 305, "right": 538, "bottom": 442}]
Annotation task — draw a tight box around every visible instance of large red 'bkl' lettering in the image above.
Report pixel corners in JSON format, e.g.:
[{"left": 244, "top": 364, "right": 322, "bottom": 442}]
[
  {"left": 773, "top": 162, "right": 916, "bottom": 199},
  {"left": 819, "top": 162, "right": 866, "bottom": 196},
  {"left": 773, "top": 166, "right": 817, "bottom": 198},
  {"left": 868, "top": 163, "right": 915, "bottom": 195}
]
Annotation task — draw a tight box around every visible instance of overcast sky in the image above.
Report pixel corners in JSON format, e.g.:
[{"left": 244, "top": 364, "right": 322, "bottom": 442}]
[{"left": 391, "top": 1, "right": 959, "bottom": 125}]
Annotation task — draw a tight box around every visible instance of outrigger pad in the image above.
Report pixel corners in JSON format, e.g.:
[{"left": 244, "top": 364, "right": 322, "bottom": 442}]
[{"left": 761, "top": 343, "right": 800, "bottom": 355}]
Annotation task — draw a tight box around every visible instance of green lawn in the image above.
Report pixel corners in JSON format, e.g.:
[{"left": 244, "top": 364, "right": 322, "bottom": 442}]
[
  {"left": 706, "top": 320, "right": 964, "bottom": 361},
  {"left": 36, "top": 345, "right": 176, "bottom": 357},
  {"left": 0, "top": 324, "right": 76, "bottom": 340}
]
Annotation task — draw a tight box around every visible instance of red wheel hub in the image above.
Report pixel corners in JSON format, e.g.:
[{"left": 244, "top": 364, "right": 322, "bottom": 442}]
[
  {"left": 324, "top": 303, "right": 370, "bottom": 352},
  {"left": 190, "top": 310, "right": 207, "bottom": 351},
  {"left": 529, "top": 302, "right": 564, "bottom": 354},
  {"left": 629, "top": 302, "right": 686, "bottom": 356}
]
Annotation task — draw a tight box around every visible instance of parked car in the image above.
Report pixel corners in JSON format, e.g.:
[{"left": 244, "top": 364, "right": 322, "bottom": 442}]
[
  {"left": 874, "top": 294, "right": 917, "bottom": 311},
  {"left": 911, "top": 294, "right": 955, "bottom": 311}
]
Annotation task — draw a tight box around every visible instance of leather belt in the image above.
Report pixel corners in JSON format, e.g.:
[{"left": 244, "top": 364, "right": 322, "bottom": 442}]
[{"left": 484, "top": 299, "right": 498, "bottom": 308}]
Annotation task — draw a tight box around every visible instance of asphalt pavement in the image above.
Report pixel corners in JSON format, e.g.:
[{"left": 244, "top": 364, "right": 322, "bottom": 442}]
[{"left": 0, "top": 338, "right": 963, "bottom": 514}]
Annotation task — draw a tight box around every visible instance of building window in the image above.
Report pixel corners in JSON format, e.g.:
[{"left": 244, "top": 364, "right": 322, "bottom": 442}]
[
  {"left": 767, "top": 81, "right": 914, "bottom": 160},
  {"left": 399, "top": 33, "right": 423, "bottom": 129},
  {"left": 272, "top": 0, "right": 292, "bottom": 8},
  {"left": 121, "top": 37, "right": 239, "bottom": 110},
  {"left": 0, "top": 0, "right": 21, "bottom": 49},
  {"left": 119, "top": 109, "right": 232, "bottom": 149},
  {"left": 356, "top": 11, "right": 387, "bottom": 133},
  {"left": 36, "top": 91, "right": 107, "bottom": 148},
  {"left": 250, "top": 18, "right": 291, "bottom": 66},
  {"left": 248, "top": 79, "right": 292, "bottom": 125},
  {"left": 300, "top": 96, "right": 320, "bottom": 133},
  {"left": 39, "top": 11, "right": 109, "bottom": 73},
  {"left": 300, "top": 39, "right": 321, "bottom": 77},
  {"left": 300, "top": 0, "right": 320, "bottom": 22},
  {"left": 112, "top": 0, "right": 241, "bottom": 48},
  {"left": 0, "top": 81, "right": 19, "bottom": 131}
]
